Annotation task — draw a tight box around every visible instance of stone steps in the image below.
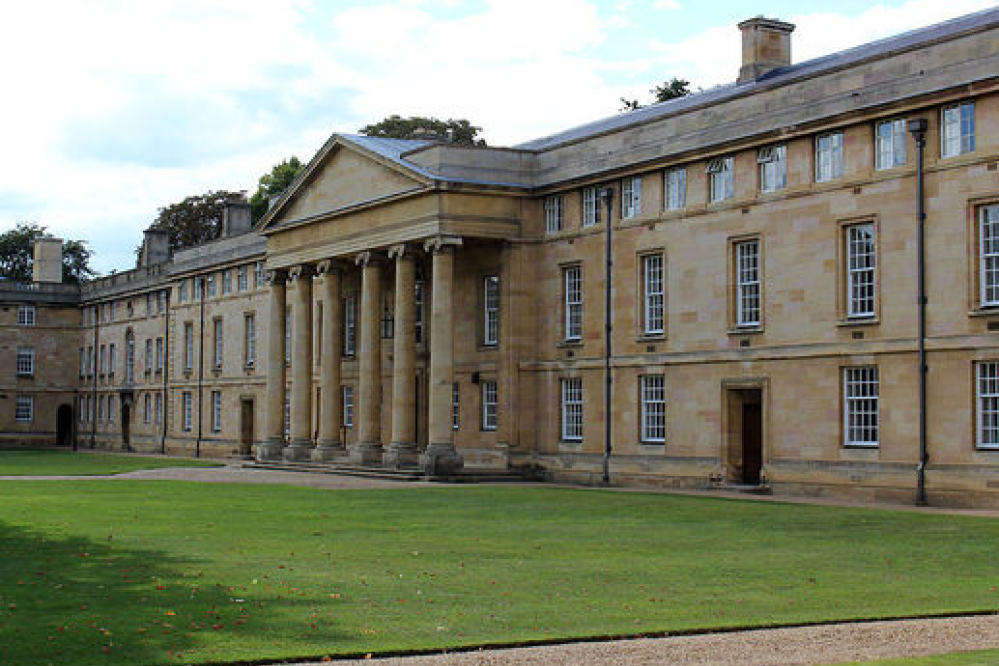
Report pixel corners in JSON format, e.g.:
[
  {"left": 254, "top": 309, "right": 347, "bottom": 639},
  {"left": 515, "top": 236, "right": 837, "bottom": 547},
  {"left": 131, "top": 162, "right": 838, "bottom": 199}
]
[{"left": 242, "top": 460, "right": 531, "bottom": 484}]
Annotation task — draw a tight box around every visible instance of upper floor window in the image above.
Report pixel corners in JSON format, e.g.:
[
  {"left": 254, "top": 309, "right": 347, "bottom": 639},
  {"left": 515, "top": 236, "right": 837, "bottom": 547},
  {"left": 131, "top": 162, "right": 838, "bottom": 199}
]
[
  {"left": 342, "top": 385, "right": 354, "bottom": 429},
  {"left": 582, "top": 186, "right": 601, "bottom": 227},
  {"left": 621, "top": 176, "right": 642, "bottom": 219},
  {"left": 544, "top": 195, "right": 564, "bottom": 234},
  {"left": 211, "top": 391, "right": 222, "bottom": 432},
  {"left": 344, "top": 296, "right": 356, "bottom": 356},
  {"left": 213, "top": 319, "right": 224, "bottom": 369},
  {"left": 452, "top": 382, "right": 460, "bottom": 430},
  {"left": 815, "top": 132, "right": 844, "bottom": 182},
  {"left": 707, "top": 157, "right": 734, "bottom": 203},
  {"left": 641, "top": 254, "right": 665, "bottom": 336},
  {"left": 157, "top": 290, "right": 166, "bottom": 314},
  {"left": 664, "top": 167, "right": 686, "bottom": 211},
  {"left": 483, "top": 275, "right": 499, "bottom": 346},
  {"left": 17, "top": 305, "right": 35, "bottom": 326},
  {"left": 207, "top": 274, "right": 217, "bottom": 298},
  {"left": 244, "top": 314, "right": 256, "bottom": 367},
  {"left": 237, "top": 265, "right": 248, "bottom": 291},
  {"left": 178, "top": 279, "right": 188, "bottom": 303},
  {"left": 846, "top": 223, "right": 876, "bottom": 318},
  {"left": 254, "top": 261, "right": 265, "bottom": 289},
  {"left": 16, "top": 347, "right": 34, "bottom": 376},
  {"left": 758, "top": 145, "right": 786, "bottom": 193},
  {"left": 981, "top": 204, "right": 999, "bottom": 308},
  {"left": 941, "top": 102, "right": 975, "bottom": 158},
  {"left": 875, "top": 119, "right": 906, "bottom": 170},
  {"left": 144, "top": 338, "right": 153, "bottom": 372},
  {"left": 563, "top": 265, "right": 582, "bottom": 341},
  {"left": 155, "top": 337, "right": 164, "bottom": 371},
  {"left": 194, "top": 276, "right": 203, "bottom": 300},
  {"left": 222, "top": 269, "right": 232, "bottom": 295},
  {"left": 183, "top": 322, "right": 194, "bottom": 372},
  {"left": 735, "top": 239, "right": 761, "bottom": 327}
]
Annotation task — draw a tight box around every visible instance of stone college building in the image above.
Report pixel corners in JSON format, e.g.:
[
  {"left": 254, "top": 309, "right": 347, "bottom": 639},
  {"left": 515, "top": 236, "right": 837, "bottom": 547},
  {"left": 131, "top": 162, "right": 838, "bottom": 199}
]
[{"left": 3, "top": 8, "right": 999, "bottom": 506}]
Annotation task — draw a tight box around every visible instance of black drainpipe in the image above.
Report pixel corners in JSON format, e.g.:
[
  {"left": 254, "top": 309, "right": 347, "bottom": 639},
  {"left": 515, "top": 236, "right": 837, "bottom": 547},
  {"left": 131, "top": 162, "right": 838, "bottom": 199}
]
[
  {"left": 196, "top": 276, "right": 205, "bottom": 458},
  {"left": 599, "top": 186, "right": 615, "bottom": 486},
  {"left": 161, "top": 287, "right": 170, "bottom": 455},
  {"left": 908, "top": 118, "right": 929, "bottom": 506}
]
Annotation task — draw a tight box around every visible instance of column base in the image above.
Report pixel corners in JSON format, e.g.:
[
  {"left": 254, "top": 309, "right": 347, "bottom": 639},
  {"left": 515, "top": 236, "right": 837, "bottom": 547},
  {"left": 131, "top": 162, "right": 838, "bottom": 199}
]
[
  {"left": 383, "top": 442, "right": 419, "bottom": 469},
  {"left": 256, "top": 439, "right": 284, "bottom": 462},
  {"left": 283, "top": 440, "right": 313, "bottom": 462},
  {"left": 348, "top": 442, "right": 384, "bottom": 465},
  {"left": 419, "top": 443, "right": 464, "bottom": 476},
  {"left": 312, "top": 440, "right": 346, "bottom": 462}
]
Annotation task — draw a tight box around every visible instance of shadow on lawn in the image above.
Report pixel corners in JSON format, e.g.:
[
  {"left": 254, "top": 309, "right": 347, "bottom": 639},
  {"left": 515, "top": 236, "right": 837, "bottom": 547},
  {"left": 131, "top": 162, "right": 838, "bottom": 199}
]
[{"left": 0, "top": 521, "right": 349, "bottom": 666}]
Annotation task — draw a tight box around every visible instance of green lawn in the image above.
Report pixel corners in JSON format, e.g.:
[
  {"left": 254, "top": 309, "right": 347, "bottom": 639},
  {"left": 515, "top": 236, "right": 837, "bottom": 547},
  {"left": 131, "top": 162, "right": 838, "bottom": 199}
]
[
  {"left": 0, "top": 450, "right": 222, "bottom": 476},
  {"left": 0, "top": 483, "right": 996, "bottom": 666},
  {"left": 836, "top": 649, "right": 999, "bottom": 665}
]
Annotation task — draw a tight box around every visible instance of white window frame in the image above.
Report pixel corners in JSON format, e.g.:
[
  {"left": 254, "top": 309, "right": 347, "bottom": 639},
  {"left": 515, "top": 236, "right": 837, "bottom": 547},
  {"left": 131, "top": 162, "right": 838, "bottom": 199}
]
[
  {"left": 642, "top": 254, "right": 665, "bottom": 335},
  {"left": 211, "top": 391, "right": 222, "bottom": 433},
  {"left": 17, "top": 305, "right": 35, "bottom": 326},
  {"left": 941, "top": 102, "right": 975, "bottom": 158},
  {"left": 976, "top": 361, "right": 999, "bottom": 449},
  {"left": 564, "top": 265, "right": 582, "bottom": 341},
  {"left": 178, "top": 280, "right": 187, "bottom": 303},
  {"left": 560, "top": 377, "right": 583, "bottom": 442},
  {"left": 182, "top": 391, "right": 193, "bottom": 431},
  {"left": 342, "top": 385, "right": 354, "bottom": 428},
  {"left": 736, "top": 239, "right": 761, "bottom": 327},
  {"left": 245, "top": 313, "right": 256, "bottom": 367},
  {"left": 979, "top": 205, "right": 999, "bottom": 307},
  {"left": 237, "top": 265, "right": 248, "bottom": 291},
  {"left": 184, "top": 322, "right": 194, "bottom": 371},
  {"left": 16, "top": 347, "right": 34, "bottom": 376},
  {"left": 815, "top": 132, "right": 844, "bottom": 182},
  {"left": 452, "top": 382, "right": 460, "bottom": 430},
  {"left": 843, "top": 366, "right": 879, "bottom": 447},
  {"left": 222, "top": 269, "right": 232, "bottom": 295},
  {"left": 155, "top": 337, "right": 164, "bottom": 371},
  {"left": 846, "top": 223, "right": 876, "bottom": 318},
  {"left": 640, "top": 375, "right": 666, "bottom": 444},
  {"left": 875, "top": 119, "right": 906, "bottom": 170},
  {"left": 14, "top": 395, "right": 33, "bottom": 423},
  {"left": 708, "top": 157, "right": 734, "bottom": 203},
  {"left": 664, "top": 167, "right": 686, "bottom": 211},
  {"left": 144, "top": 338, "right": 153, "bottom": 372},
  {"left": 344, "top": 296, "right": 356, "bottom": 356},
  {"left": 143, "top": 393, "right": 151, "bottom": 424},
  {"left": 582, "top": 186, "right": 601, "bottom": 226},
  {"left": 544, "top": 195, "right": 564, "bottom": 234},
  {"left": 758, "top": 144, "right": 787, "bottom": 193},
  {"left": 207, "top": 273, "right": 216, "bottom": 298},
  {"left": 213, "top": 318, "right": 224, "bottom": 369},
  {"left": 483, "top": 275, "right": 499, "bottom": 346},
  {"left": 481, "top": 381, "right": 498, "bottom": 431},
  {"left": 621, "top": 176, "right": 642, "bottom": 219},
  {"left": 155, "top": 393, "right": 163, "bottom": 424}
]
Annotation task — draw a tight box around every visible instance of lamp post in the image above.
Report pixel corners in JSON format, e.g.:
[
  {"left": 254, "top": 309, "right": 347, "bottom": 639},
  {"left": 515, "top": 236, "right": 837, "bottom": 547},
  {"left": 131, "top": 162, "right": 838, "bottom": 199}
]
[
  {"left": 599, "top": 186, "right": 615, "bottom": 486},
  {"left": 908, "top": 117, "right": 929, "bottom": 506}
]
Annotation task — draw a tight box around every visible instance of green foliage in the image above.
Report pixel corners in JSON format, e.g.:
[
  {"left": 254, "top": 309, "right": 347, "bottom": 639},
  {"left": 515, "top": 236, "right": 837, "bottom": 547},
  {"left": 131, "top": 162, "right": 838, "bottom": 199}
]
[
  {"left": 147, "top": 190, "right": 245, "bottom": 252},
  {"left": 249, "top": 156, "right": 305, "bottom": 223},
  {"left": 0, "top": 451, "right": 221, "bottom": 476},
  {"left": 0, "top": 222, "right": 94, "bottom": 283},
  {"left": 620, "top": 77, "right": 693, "bottom": 112},
  {"left": 359, "top": 115, "right": 486, "bottom": 146},
  {"left": 0, "top": 484, "right": 997, "bottom": 666}
]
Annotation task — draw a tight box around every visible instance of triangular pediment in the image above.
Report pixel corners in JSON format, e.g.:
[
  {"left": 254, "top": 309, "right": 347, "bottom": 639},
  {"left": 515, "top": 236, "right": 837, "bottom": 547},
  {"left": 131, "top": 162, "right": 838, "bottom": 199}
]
[{"left": 259, "top": 135, "right": 431, "bottom": 231}]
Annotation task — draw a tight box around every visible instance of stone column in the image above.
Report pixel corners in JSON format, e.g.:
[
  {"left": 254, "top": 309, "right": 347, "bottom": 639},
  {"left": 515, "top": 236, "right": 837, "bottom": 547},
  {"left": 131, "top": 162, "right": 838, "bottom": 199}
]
[
  {"left": 258, "top": 269, "right": 287, "bottom": 461},
  {"left": 284, "top": 264, "right": 314, "bottom": 460},
  {"left": 420, "top": 236, "right": 464, "bottom": 476},
  {"left": 349, "top": 251, "right": 384, "bottom": 464},
  {"left": 314, "top": 260, "right": 345, "bottom": 461},
  {"left": 384, "top": 245, "right": 418, "bottom": 468}
]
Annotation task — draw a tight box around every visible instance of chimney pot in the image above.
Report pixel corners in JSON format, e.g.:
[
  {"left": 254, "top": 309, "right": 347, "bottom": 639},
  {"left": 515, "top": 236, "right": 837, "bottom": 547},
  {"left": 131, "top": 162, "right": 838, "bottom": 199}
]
[{"left": 737, "top": 17, "right": 795, "bottom": 84}]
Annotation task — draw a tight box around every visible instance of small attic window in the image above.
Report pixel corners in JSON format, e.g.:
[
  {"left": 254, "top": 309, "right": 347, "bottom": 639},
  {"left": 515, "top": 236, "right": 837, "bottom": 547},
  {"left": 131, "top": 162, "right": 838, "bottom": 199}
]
[
  {"left": 706, "top": 158, "right": 727, "bottom": 173},
  {"left": 757, "top": 146, "right": 777, "bottom": 163}
]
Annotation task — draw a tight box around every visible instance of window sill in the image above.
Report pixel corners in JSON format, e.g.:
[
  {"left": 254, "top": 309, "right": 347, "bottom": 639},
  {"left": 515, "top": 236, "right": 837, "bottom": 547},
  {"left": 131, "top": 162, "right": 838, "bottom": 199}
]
[
  {"left": 478, "top": 343, "right": 499, "bottom": 352},
  {"left": 837, "top": 317, "right": 880, "bottom": 328},
  {"left": 728, "top": 325, "right": 763, "bottom": 335},
  {"left": 557, "top": 339, "right": 583, "bottom": 348},
  {"left": 968, "top": 308, "right": 999, "bottom": 318},
  {"left": 640, "top": 440, "right": 665, "bottom": 446},
  {"left": 637, "top": 333, "right": 666, "bottom": 343},
  {"left": 843, "top": 443, "right": 879, "bottom": 449},
  {"left": 974, "top": 446, "right": 999, "bottom": 452}
]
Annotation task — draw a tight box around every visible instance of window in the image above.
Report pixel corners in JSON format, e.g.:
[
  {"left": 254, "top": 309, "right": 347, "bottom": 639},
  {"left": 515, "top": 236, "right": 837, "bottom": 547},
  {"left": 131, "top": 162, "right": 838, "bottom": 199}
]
[
  {"left": 16, "top": 347, "right": 34, "bottom": 376},
  {"left": 145, "top": 339, "right": 153, "bottom": 372},
  {"left": 941, "top": 102, "right": 975, "bottom": 158},
  {"left": 582, "top": 186, "right": 601, "bottom": 226},
  {"left": 155, "top": 393, "right": 163, "bottom": 424},
  {"left": 158, "top": 290, "right": 166, "bottom": 314},
  {"left": 108, "top": 395, "right": 115, "bottom": 424},
  {"left": 146, "top": 292, "right": 154, "bottom": 316},
  {"left": 109, "top": 301, "right": 116, "bottom": 322},
  {"left": 222, "top": 269, "right": 232, "bottom": 295},
  {"left": 178, "top": 279, "right": 188, "bottom": 303},
  {"left": 143, "top": 394, "right": 151, "bottom": 424},
  {"left": 452, "top": 383, "right": 460, "bottom": 430},
  {"left": 563, "top": 265, "right": 582, "bottom": 341},
  {"left": 155, "top": 338, "right": 164, "bottom": 371},
  {"left": 544, "top": 195, "right": 564, "bottom": 234},
  {"left": 708, "top": 157, "right": 734, "bottom": 202},
  {"left": 875, "top": 119, "right": 906, "bottom": 170},
  {"left": 86, "top": 346, "right": 93, "bottom": 377},
  {"left": 641, "top": 254, "right": 665, "bottom": 335},
  {"left": 98, "top": 395, "right": 105, "bottom": 423},
  {"left": 213, "top": 319, "right": 224, "bottom": 369},
  {"left": 622, "top": 176, "right": 642, "bottom": 219},
  {"left": 207, "top": 274, "right": 216, "bottom": 298},
  {"left": 342, "top": 386, "right": 354, "bottom": 428},
  {"left": 735, "top": 239, "right": 761, "bottom": 327},
  {"left": 846, "top": 223, "right": 876, "bottom": 318},
  {"left": 843, "top": 366, "right": 878, "bottom": 447},
  {"left": 15, "top": 395, "right": 33, "bottom": 422},
  {"left": 481, "top": 381, "right": 498, "bottom": 431},
  {"left": 285, "top": 310, "right": 291, "bottom": 365},
  {"left": 560, "top": 377, "right": 583, "bottom": 442},
  {"left": 815, "top": 132, "right": 843, "bottom": 182},
  {"left": 664, "top": 168, "right": 686, "bottom": 211},
  {"left": 244, "top": 314, "right": 256, "bottom": 366},
  {"left": 79, "top": 348, "right": 85, "bottom": 378},
  {"left": 80, "top": 398, "right": 86, "bottom": 424},
  {"left": 977, "top": 362, "right": 999, "bottom": 449},
  {"left": 211, "top": 391, "right": 222, "bottom": 432},
  {"left": 109, "top": 343, "right": 116, "bottom": 377},
  {"left": 483, "top": 275, "right": 499, "bottom": 346},
  {"left": 194, "top": 276, "right": 203, "bottom": 300},
  {"left": 758, "top": 144, "right": 787, "bottom": 193},
  {"left": 99, "top": 344, "right": 106, "bottom": 376},
  {"left": 415, "top": 279, "right": 424, "bottom": 344},
  {"left": 254, "top": 261, "right": 265, "bottom": 288},
  {"left": 344, "top": 296, "right": 356, "bottom": 356},
  {"left": 641, "top": 375, "right": 666, "bottom": 443},
  {"left": 237, "top": 265, "right": 248, "bottom": 291},
  {"left": 980, "top": 205, "right": 999, "bottom": 307},
  {"left": 184, "top": 322, "right": 194, "bottom": 372},
  {"left": 182, "top": 392, "right": 193, "bottom": 431},
  {"left": 17, "top": 305, "right": 35, "bottom": 326}
]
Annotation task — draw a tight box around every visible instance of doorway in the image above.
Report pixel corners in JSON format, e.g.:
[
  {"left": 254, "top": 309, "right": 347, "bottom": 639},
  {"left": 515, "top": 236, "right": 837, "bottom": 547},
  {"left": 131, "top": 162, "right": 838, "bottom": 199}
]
[
  {"left": 726, "top": 387, "right": 764, "bottom": 485},
  {"left": 240, "top": 399, "right": 254, "bottom": 458},
  {"left": 56, "top": 404, "right": 73, "bottom": 447},
  {"left": 121, "top": 402, "right": 131, "bottom": 450}
]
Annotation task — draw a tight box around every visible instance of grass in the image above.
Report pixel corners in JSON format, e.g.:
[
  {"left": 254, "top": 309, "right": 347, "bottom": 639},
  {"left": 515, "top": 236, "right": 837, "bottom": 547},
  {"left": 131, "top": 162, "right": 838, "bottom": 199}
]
[
  {"left": 0, "top": 483, "right": 996, "bottom": 666},
  {"left": 835, "top": 649, "right": 999, "bottom": 665},
  {"left": 0, "top": 450, "right": 223, "bottom": 476}
]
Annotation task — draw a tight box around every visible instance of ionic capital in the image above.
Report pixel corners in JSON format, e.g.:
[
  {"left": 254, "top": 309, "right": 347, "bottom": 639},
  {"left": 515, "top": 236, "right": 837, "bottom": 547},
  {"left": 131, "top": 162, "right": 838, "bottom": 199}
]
[
  {"left": 287, "top": 264, "right": 315, "bottom": 283},
  {"left": 315, "top": 259, "right": 348, "bottom": 277},
  {"left": 387, "top": 244, "right": 413, "bottom": 261},
  {"left": 355, "top": 251, "right": 387, "bottom": 268},
  {"left": 423, "top": 235, "right": 462, "bottom": 255},
  {"left": 264, "top": 269, "right": 288, "bottom": 286}
]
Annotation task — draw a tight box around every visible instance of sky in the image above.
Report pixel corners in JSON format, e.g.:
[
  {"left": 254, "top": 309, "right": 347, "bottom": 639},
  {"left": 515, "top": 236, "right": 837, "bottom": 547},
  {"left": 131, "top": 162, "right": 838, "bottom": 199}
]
[{"left": 2, "top": 0, "right": 996, "bottom": 274}]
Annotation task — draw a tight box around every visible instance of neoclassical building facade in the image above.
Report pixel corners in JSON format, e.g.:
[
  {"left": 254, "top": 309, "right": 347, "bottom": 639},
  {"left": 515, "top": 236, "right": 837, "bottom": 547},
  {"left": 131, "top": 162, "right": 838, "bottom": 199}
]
[{"left": 4, "top": 8, "right": 999, "bottom": 506}]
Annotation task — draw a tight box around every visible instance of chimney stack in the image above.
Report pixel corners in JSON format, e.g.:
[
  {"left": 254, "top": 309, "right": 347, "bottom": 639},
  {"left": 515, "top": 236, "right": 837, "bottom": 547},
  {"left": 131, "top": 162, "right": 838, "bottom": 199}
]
[
  {"left": 139, "top": 228, "right": 171, "bottom": 267},
  {"left": 738, "top": 17, "right": 795, "bottom": 84},
  {"left": 222, "top": 201, "right": 252, "bottom": 237},
  {"left": 32, "top": 237, "right": 63, "bottom": 284}
]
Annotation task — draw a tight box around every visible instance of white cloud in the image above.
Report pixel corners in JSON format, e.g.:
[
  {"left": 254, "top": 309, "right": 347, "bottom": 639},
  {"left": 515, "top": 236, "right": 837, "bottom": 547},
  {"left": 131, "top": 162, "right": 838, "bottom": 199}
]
[{"left": 653, "top": 0, "right": 682, "bottom": 10}]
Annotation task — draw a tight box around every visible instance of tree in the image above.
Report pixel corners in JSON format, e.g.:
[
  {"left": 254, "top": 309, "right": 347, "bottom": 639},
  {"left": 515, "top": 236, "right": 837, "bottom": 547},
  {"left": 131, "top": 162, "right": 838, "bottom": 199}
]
[
  {"left": 620, "top": 77, "right": 693, "bottom": 112},
  {"left": 250, "top": 156, "right": 305, "bottom": 223},
  {"left": 358, "top": 115, "right": 486, "bottom": 147},
  {"left": 147, "top": 190, "right": 246, "bottom": 252},
  {"left": 0, "top": 222, "right": 94, "bottom": 283}
]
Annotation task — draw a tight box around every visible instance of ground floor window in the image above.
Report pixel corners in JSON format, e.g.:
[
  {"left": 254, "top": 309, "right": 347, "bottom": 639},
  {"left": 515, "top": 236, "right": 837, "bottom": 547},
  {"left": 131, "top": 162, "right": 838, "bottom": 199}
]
[
  {"left": 143, "top": 394, "right": 151, "bottom": 423},
  {"left": 482, "top": 381, "right": 498, "bottom": 431},
  {"left": 843, "top": 366, "right": 879, "bottom": 447},
  {"left": 15, "top": 395, "right": 33, "bottom": 423},
  {"left": 560, "top": 378, "right": 583, "bottom": 442},
  {"left": 342, "top": 386, "right": 354, "bottom": 428},
  {"left": 452, "top": 383, "right": 460, "bottom": 430},
  {"left": 182, "top": 392, "right": 193, "bottom": 431},
  {"left": 212, "top": 391, "right": 222, "bottom": 433},
  {"left": 641, "top": 375, "right": 666, "bottom": 443},
  {"left": 976, "top": 361, "right": 999, "bottom": 449}
]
